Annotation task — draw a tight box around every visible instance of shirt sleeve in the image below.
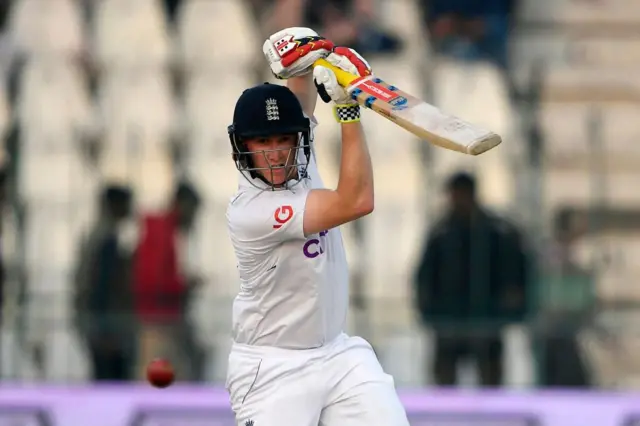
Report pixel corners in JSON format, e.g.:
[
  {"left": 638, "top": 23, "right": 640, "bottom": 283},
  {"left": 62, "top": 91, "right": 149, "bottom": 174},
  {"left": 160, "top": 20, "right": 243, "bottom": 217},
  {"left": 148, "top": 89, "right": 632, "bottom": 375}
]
[
  {"left": 228, "top": 186, "right": 311, "bottom": 249},
  {"left": 309, "top": 115, "right": 318, "bottom": 132}
]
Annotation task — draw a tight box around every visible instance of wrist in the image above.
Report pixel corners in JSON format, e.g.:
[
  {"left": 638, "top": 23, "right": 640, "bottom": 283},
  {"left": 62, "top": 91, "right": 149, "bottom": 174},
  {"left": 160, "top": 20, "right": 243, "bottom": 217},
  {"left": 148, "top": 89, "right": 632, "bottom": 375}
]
[{"left": 333, "top": 104, "right": 360, "bottom": 123}]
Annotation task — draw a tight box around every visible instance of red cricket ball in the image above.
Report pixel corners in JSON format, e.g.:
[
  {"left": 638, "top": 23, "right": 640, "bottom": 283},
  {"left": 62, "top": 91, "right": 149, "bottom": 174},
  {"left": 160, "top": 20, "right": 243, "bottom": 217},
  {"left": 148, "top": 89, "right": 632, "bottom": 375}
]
[{"left": 146, "top": 358, "right": 175, "bottom": 388}]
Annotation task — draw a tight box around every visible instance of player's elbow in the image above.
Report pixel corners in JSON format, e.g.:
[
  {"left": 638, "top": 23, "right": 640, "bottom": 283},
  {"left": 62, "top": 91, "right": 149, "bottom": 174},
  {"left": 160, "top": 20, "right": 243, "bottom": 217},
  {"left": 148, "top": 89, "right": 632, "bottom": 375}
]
[
  {"left": 336, "top": 185, "right": 374, "bottom": 218},
  {"left": 353, "top": 193, "right": 374, "bottom": 217}
]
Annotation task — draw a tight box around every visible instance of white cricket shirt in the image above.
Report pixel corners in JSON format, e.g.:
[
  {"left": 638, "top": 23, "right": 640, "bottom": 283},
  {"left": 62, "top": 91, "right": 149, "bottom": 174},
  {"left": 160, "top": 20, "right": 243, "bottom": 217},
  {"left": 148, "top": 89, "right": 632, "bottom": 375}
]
[{"left": 226, "top": 119, "right": 349, "bottom": 349}]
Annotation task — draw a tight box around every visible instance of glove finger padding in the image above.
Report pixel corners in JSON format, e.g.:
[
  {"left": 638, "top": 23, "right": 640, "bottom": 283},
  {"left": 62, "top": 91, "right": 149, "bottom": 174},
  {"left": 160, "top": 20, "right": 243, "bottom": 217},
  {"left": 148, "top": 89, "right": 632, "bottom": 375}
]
[
  {"left": 329, "top": 47, "right": 372, "bottom": 77},
  {"left": 313, "top": 65, "right": 354, "bottom": 105},
  {"left": 280, "top": 37, "right": 334, "bottom": 68},
  {"left": 312, "top": 47, "right": 372, "bottom": 106}
]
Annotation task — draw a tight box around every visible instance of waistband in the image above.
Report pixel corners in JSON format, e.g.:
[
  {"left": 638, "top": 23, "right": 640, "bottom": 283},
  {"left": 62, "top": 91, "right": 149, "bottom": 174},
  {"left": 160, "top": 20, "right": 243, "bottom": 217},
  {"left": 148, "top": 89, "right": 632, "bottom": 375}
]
[{"left": 231, "top": 333, "right": 347, "bottom": 358}]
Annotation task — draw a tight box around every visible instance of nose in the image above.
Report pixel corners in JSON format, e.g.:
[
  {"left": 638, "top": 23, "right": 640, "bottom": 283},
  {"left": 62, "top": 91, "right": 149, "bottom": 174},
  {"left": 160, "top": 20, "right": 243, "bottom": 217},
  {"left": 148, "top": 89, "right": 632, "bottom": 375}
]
[
  {"left": 265, "top": 140, "right": 287, "bottom": 163},
  {"left": 265, "top": 146, "right": 280, "bottom": 162}
]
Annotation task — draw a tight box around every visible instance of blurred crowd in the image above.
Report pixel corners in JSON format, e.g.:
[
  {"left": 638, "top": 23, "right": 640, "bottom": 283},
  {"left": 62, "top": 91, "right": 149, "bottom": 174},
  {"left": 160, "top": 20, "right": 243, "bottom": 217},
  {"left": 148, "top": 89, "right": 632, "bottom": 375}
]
[
  {"left": 0, "top": 0, "right": 517, "bottom": 78},
  {"left": 248, "top": 0, "right": 515, "bottom": 68},
  {"left": 72, "top": 180, "right": 206, "bottom": 382},
  {"left": 0, "top": 0, "right": 603, "bottom": 390},
  {"left": 66, "top": 170, "right": 595, "bottom": 387},
  {"left": 413, "top": 172, "right": 592, "bottom": 388},
  {"left": 247, "top": 0, "right": 401, "bottom": 55},
  {"left": 418, "top": 0, "right": 516, "bottom": 70}
]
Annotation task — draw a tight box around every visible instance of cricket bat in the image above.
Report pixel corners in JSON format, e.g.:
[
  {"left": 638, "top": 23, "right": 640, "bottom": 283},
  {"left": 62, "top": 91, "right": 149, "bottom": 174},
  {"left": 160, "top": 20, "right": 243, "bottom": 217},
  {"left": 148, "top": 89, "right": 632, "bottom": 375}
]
[{"left": 313, "top": 59, "right": 502, "bottom": 155}]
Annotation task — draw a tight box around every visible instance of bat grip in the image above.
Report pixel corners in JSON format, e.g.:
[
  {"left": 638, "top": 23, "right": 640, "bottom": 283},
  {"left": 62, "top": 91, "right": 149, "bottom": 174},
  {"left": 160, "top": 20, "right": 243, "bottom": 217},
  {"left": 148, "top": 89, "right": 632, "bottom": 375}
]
[{"left": 313, "top": 58, "right": 359, "bottom": 88}]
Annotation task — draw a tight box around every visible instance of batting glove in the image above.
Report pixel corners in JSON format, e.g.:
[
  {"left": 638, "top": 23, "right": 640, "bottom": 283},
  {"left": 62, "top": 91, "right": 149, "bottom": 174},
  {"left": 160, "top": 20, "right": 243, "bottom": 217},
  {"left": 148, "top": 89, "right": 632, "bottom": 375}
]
[
  {"left": 263, "top": 27, "right": 335, "bottom": 79},
  {"left": 313, "top": 47, "right": 372, "bottom": 106}
]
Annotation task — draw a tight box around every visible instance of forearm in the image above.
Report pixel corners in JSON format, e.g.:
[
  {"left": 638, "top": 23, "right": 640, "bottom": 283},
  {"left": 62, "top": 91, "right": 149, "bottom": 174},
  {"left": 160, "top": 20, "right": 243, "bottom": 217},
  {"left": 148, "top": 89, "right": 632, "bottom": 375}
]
[
  {"left": 336, "top": 120, "right": 374, "bottom": 210},
  {"left": 287, "top": 74, "right": 318, "bottom": 118}
]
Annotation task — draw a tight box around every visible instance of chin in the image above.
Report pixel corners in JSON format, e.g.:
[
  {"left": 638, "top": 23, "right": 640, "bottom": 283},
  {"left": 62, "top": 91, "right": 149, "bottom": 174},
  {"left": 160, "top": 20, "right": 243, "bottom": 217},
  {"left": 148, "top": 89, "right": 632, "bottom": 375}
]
[
  {"left": 259, "top": 174, "right": 285, "bottom": 186},
  {"left": 272, "top": 173, "right": 288, "bottom": 184}
]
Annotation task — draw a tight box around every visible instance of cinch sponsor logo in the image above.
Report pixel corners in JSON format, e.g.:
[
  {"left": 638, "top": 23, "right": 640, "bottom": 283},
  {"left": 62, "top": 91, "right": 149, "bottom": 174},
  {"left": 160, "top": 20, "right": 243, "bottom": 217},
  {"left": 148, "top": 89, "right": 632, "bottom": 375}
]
[
  {"left": 353, "top": 78, "right": 396, "bottom": 101},
  {"left": 303, "top": 230, "right": 329, "bottom": 258}
]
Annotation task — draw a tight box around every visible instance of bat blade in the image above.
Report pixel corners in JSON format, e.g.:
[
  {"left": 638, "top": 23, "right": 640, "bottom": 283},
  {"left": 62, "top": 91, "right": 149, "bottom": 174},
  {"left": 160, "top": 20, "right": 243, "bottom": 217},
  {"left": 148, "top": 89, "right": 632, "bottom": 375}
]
[
  {"left": 347, "top": 76, "right": 502, "bottom": 155},
  {"left": 312, "top": 59, "right": 502, "bottom": 155}
]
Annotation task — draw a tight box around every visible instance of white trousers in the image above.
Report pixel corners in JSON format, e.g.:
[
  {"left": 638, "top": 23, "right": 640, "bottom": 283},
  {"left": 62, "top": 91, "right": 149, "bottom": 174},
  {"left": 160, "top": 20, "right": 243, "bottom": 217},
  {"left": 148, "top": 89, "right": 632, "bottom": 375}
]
[{"left": 225, "top": 333, "right": 410, "bottom": 426}]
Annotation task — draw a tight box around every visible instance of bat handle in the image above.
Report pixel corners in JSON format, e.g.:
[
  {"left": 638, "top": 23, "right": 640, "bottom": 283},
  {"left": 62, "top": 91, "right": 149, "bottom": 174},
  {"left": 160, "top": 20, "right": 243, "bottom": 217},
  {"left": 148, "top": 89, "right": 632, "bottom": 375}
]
[{"left": 313, "top": 58, "right": 359, "bottom": 88}]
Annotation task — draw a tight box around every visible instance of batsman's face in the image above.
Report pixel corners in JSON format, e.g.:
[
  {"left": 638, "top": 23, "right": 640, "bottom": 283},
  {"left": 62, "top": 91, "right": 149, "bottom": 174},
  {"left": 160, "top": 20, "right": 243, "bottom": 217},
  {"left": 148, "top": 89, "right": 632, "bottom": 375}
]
[{"left": 246, "top": 134, "right": 298, "bottom": 185}]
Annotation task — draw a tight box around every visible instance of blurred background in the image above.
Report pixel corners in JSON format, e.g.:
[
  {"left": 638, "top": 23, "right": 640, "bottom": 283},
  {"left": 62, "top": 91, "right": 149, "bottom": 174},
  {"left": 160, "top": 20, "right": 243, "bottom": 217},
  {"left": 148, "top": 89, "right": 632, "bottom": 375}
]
[{"left": 0, "top": 0, "right": 638, "bottom": 396}]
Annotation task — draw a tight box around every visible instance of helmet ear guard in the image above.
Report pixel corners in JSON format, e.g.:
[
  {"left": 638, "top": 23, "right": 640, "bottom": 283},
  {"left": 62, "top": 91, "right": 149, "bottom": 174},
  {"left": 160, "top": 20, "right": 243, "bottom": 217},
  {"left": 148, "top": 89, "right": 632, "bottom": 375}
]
[
  {"left": 228, "top": 124, "right": 256, "bottom": 180},
  {"left": 227, "top": 124, "right": 246, "bottom": 167}
]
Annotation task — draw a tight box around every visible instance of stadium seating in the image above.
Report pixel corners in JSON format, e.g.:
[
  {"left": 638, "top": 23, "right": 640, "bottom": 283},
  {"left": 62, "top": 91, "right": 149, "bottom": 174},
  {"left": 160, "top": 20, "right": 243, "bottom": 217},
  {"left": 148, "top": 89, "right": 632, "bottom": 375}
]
[
  {"left": 512, "top": 34, "right": 640, "bottom": 69},
  {"left": 93, "top": 0, "right": 171, "bottom": 70},
  {"left": 0, "top": 82, "right": 8, "bottom": 140},
  {"left": 517, "top": 0, "right": 639, "bottom": 25},
  {"left": 98, "top": 68, "right": 178, "bottom": 144},
  {"left": 515, "top": 0, "right": 640, "bottom": 387},
  {"left": 429, "top": 60, "right": 515, "bottom": 210},
  {"left": 16, "top": 59, "right": 95, "bottom": 155},
  {"left": 176, "top": 0, "right": 257, "bottom": 71},
  {"left": 8, "top": 0, "right": 86, "bottom": 59},
  {"left": 182, "top": 66, "right": 250, "bottom": 301},
  {"left": 4, "top": 0, "right": 611, "bottom": 388}
]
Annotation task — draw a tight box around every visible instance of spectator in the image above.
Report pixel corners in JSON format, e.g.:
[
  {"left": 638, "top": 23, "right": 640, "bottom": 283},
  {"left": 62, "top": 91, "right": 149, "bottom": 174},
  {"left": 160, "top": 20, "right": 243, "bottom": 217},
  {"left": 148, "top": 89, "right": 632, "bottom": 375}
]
[
  {"left": 0, "top": 160, "right": 7, "bottom": 376},
  {"left": 534, "top": 209, "right": 593, "bottom": 387},
  {"left": 0, "top": 0, "right": 10, "bottom": 31},
  {"left": 0, "top": 160, "right": 7, "bottom": 293},
  {"left": 246, "top": 0, "right": 401, "bottom": 54},
  {"left": 133, "top": 181, "right": 206, "bottom": 382},
  {"left": 304, "top": 0, "right": 401, "bottom": 55},
  {"left": 73, "top": 184, "right": 135, "bottom": 381},
  {"left": 162, "top": 0, "right": 182, "bottom": 27},
  {"left": 413, "top": 172, "right": 529, "bottom": 386},
  {"left": 419, "top": 0, "right": 516, "bottom": 69}
]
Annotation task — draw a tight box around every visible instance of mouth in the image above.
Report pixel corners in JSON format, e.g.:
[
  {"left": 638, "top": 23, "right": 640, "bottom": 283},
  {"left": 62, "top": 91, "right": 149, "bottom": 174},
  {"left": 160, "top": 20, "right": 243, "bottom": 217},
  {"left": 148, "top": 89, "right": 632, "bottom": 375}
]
[{"left": 269, "top": 165, "right": 287, "bottom": 181}]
